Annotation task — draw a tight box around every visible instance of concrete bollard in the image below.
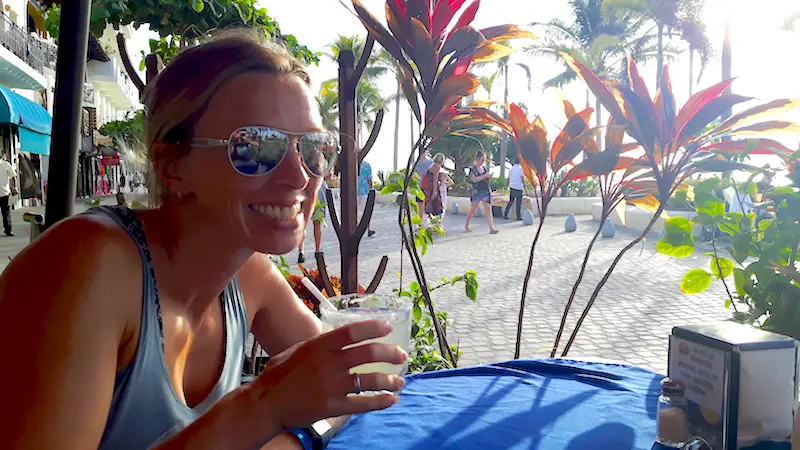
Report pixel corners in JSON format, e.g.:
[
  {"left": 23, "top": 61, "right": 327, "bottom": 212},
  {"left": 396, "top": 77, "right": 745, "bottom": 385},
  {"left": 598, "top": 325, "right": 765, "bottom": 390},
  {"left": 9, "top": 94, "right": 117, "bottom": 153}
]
[
  {"left": 602, "top": 218, "right": 616, "bottom": 238},
  {"left": 522, "top": 209, "right": 535, "bottom": 226},
  {"left": 565, "top": 214, "right": 577, "bottom": 232}
]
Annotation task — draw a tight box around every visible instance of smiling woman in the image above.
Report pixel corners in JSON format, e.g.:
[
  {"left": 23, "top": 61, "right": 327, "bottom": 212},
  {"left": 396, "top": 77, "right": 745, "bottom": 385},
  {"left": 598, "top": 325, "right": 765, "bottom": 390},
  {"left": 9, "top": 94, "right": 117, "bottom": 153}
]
[{"left": 0, "top": 30, "right": 407, "bottom": 450}]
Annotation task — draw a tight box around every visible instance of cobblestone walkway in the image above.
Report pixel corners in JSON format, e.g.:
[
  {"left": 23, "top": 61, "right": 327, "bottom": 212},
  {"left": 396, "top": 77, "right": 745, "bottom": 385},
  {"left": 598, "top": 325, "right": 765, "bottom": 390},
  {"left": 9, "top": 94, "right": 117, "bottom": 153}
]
[{"left": 296, "top": 202, "right": 730, "bottom": 375}]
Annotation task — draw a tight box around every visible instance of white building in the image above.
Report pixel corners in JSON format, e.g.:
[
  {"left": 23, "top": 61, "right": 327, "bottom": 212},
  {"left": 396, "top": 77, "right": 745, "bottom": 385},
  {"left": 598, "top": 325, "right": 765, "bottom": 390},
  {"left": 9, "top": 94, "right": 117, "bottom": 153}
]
[{"left": 0, "top": 1, "right": 140, "bottom": 205}]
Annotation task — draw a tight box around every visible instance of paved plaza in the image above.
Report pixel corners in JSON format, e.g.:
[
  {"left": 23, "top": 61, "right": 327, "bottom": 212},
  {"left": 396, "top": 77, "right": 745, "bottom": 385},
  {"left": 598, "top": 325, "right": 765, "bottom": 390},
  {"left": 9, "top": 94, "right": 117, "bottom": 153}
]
[
  {"left": 295, "top": 201, "right": 730, "bottom": 375},
  {"left": 1, "top": 198, "right": 731, "bottom": 375}
]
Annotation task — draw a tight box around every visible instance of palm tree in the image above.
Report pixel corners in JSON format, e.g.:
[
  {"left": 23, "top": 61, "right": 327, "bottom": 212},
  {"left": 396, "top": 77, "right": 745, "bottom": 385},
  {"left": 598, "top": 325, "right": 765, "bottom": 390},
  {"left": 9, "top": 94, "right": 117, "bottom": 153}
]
[
  {"left": 476, "top": 42, "right": 532, "bottom": 178},
  {"left": 526, "top": 0, "right": 654, "bottom": 147},
  {"left": 478, "top": 73, "right": 499, "bottom": 100},
  {"left": 322, "top": 35, "right": 388, "bottom": 145},
  {"left": 603, "top": 0, "right": 711, "bottom": 86},
  {"left": 316, "top": 90, "right": 339, "bottom": 132}
]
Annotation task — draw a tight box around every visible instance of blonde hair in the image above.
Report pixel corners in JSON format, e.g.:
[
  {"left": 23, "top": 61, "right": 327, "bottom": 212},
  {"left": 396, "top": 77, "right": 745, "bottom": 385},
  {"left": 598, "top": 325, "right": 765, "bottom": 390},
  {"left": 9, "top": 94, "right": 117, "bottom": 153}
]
[
  {"left": 142, "top": 30, "right": 311, "bottom": 205},
  {"left": 433, "top": 153, "right": 445, "bottom": 165}
]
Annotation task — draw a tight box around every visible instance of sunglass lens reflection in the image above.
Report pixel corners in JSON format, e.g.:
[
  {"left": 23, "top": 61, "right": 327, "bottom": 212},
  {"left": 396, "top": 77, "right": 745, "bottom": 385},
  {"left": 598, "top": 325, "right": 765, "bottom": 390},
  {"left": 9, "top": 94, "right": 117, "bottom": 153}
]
[
  {"left": 299, "top": 132, "right": 338, "bottom": 176},
  {"left": 228, "top": 127, "right": 289, "bottom": 176}
]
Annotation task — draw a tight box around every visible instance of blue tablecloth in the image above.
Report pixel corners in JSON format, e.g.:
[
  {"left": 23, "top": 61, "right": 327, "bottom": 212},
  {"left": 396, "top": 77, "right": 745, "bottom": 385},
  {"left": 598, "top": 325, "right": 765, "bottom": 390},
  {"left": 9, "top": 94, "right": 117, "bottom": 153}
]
[{"left": 329, "top": 359, "right": 789, "bottom": 450}]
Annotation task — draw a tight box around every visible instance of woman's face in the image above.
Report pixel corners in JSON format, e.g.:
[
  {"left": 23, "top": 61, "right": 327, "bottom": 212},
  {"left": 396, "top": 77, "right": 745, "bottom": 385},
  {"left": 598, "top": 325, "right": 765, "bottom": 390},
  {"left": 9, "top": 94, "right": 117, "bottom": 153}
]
[
  {"left": 476, "top": 155, "right": 485, "bottom": 166},
  {"left": 175, "top": 72, "right": 324, "bottom": 255}
]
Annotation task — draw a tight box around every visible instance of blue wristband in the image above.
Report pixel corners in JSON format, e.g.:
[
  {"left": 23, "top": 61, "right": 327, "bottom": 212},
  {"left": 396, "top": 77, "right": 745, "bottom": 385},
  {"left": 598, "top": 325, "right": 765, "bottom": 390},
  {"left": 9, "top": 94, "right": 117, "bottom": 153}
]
[{"left": 290, "top": 428, "right": 313, "bottom": 450}]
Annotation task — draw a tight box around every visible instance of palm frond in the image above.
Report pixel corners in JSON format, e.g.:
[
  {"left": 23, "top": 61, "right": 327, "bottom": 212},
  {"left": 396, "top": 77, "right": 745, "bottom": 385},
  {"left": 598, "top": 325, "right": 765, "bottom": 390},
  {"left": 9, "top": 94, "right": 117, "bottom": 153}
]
[{"left": 542, "top": 69, "right": 578, "bottom": 90}]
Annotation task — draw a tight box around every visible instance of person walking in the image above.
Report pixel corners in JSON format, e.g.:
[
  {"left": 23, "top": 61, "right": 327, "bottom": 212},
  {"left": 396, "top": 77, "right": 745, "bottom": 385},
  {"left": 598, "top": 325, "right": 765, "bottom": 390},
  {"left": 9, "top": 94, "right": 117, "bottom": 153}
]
[
  {"left": 0, "top": 157, "right": 17, "bottom": 236},
  {"left": 464, "top": 151, "right": 498, "bottom": 234},
  {"left": 422, "top": 154, "right": 442, "bottom": 218},
  {"left": 414, "top": 151, "right": 434, "bottom": 221},
  {"left": 358, "top": 159, "right": 376, "bottom": 237},
  {"left": 434, "top": 153, "right": 453, "bottom": 224},
  {"left": 504, "top": 158, "right": 524, "bottom": 220},
  {"left": 298, "top": 175, "right": 331, "bottom": 264}
]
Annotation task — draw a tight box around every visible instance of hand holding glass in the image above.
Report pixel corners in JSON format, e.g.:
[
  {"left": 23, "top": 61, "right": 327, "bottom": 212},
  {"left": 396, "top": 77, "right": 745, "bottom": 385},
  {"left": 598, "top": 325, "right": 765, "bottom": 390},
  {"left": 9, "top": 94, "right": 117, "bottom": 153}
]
[{"left": 320, "top": 294, "right": 412, "bottom": 378}]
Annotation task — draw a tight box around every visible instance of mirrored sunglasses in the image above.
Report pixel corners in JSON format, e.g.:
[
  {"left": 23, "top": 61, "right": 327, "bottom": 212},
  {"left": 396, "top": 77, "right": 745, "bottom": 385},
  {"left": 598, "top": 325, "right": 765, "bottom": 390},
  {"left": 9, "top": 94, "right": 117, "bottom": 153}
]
[{"left": 188, "top": 126, "right": 339, "bottom": 178}]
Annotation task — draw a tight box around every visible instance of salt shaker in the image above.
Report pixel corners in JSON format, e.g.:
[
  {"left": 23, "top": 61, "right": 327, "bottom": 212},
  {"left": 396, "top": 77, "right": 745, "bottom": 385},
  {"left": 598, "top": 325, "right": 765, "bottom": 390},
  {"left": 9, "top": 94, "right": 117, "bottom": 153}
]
[{"left": 656, "top": 377, "right": 688, "bottom": 448}]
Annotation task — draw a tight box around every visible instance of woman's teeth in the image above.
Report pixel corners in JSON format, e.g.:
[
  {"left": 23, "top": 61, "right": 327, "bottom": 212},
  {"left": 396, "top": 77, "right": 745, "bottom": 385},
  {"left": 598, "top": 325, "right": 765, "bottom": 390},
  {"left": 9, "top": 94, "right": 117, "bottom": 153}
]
[{"left": 249, "top": 203, "right": 301, "bottom": 220}]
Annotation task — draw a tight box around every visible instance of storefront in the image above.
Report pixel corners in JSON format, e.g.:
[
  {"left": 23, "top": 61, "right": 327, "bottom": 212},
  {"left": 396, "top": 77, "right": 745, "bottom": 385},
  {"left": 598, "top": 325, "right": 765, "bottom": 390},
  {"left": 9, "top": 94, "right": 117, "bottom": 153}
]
[{"left": 0, "top": 84, "right": 52, "bottom": 207}]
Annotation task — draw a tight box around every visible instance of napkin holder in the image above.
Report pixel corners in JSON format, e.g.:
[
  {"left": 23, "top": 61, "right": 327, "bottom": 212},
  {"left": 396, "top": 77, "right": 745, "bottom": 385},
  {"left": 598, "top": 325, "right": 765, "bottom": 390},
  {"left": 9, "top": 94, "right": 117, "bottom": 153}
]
[{"left": 667, "top": 323, "right": 798, "bottom": 450}]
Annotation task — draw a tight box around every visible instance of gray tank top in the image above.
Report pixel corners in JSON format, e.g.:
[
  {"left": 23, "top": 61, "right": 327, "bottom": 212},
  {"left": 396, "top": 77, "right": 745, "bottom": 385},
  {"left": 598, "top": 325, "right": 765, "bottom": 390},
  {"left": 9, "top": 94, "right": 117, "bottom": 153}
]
[{"left": 90, "top": 206, "right": 249, "bottom": 450}]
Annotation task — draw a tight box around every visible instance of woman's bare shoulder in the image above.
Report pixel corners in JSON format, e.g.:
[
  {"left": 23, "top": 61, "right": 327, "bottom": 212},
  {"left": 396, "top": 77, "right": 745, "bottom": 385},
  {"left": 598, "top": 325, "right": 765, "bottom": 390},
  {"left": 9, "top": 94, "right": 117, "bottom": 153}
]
[{"left": 0, "top": 211, "right": 143, "bottom": 319}]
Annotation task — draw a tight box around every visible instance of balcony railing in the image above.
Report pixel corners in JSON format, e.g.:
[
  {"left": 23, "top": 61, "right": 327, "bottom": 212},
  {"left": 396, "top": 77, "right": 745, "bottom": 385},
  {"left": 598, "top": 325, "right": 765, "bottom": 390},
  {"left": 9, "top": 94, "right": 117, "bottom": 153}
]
[{"left": 0, "top": 12, "right": 57, "bottom": 75}]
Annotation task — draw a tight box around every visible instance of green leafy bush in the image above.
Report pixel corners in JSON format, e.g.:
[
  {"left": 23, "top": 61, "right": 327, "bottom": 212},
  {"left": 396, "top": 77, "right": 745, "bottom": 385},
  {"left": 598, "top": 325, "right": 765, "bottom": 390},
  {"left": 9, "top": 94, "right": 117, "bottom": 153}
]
[
  {"left": 396, "top": 271, "right": 479, "bottom": 373},
  {"left": 658, "top": 162, "right": 800, "bottom": 339}
]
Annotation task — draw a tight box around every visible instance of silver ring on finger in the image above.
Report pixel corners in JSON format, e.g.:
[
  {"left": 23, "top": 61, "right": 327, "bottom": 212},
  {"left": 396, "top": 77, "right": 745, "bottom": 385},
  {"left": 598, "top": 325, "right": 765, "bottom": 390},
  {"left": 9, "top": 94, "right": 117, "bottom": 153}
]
[{"left": 352, "top": 373, "right": 362, "bottom": 394}]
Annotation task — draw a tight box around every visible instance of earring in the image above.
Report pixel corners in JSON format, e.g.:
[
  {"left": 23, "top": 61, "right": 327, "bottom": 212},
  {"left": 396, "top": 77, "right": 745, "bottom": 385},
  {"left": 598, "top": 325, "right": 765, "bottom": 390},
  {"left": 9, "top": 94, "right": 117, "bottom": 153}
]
[{"left": 176, "top": 191, "right": 184, "bottom": 201}]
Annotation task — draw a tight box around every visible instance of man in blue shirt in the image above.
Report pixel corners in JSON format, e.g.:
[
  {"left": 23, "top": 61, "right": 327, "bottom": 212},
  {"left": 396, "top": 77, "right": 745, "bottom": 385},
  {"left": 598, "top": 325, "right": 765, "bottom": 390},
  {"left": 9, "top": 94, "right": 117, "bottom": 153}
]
[{"left": 358, "top": 160, "right": 376, "bottom": 237}]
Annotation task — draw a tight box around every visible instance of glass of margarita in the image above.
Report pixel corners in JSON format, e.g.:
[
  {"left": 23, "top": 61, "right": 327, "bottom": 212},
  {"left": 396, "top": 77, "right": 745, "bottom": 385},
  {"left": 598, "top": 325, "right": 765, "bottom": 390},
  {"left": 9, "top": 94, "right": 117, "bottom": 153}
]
[{"left": 320, "top": 293, "right": 411, "bottom": 377}]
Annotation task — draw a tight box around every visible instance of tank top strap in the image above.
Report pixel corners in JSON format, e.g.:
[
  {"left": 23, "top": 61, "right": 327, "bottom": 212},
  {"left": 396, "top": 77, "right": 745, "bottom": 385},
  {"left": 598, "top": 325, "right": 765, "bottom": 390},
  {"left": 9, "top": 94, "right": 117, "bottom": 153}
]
[
  {"left": 85, "top": 206, "right": 164, "bottom": 348},
  {"left": 221, "top": 275, "right": 249, "bottom": 355}
]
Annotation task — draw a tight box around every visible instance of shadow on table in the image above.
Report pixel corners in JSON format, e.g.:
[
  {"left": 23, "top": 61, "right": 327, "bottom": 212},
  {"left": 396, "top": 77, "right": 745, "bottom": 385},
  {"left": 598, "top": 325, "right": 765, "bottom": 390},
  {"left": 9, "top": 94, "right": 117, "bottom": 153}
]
[
  {"left": 565, "top": 423, "right": 636, "bottom": 450},
  {"left": 408, "top": 374, "right": 599, "bottom": 450}
]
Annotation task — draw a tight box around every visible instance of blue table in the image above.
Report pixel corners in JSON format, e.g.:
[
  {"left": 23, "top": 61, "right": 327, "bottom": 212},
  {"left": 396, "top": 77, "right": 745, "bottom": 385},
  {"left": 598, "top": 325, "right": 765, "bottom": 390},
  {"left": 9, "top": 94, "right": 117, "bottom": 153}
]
[
  {"left": 330, "top": 359, "right": 789, "bottom": 450},
  {"left": 330, "top": 359, "right": 663, "bottom": 450}
]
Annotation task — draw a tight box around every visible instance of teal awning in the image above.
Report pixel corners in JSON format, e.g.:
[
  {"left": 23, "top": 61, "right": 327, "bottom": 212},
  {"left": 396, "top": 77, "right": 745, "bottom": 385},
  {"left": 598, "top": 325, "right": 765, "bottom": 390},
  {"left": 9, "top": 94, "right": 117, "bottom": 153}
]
[{"left": 0, "top": 85, "right": 52, "bottom": 155}]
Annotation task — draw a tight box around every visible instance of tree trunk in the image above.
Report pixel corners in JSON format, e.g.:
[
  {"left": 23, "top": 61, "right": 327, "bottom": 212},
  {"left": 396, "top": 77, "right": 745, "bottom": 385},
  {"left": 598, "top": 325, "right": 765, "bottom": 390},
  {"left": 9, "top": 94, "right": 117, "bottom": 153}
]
[
  {"left": 656, "top": 23, "right": 664, "bottom": 86},
  {"left": 499, "top": 67, "right": 510, "bottom": 179},
  {"left": 454, "top": 159, "right": 465, "bottom": 185},
  {"left": 393, "top": 80, "right": 401, "bottom": 171},
  {"left": 688, "top": 47, "right": 694, "bottom": 96},
  {"left": 721, "top": 22, "right": 733, "bottom": 120}
]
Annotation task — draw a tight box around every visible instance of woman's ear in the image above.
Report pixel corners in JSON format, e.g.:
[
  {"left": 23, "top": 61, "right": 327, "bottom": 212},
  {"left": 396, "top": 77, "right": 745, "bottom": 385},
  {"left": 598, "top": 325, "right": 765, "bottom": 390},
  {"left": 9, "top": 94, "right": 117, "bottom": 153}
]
[{"left": 152, "top": 141, "right": 190, "bottom": 194}]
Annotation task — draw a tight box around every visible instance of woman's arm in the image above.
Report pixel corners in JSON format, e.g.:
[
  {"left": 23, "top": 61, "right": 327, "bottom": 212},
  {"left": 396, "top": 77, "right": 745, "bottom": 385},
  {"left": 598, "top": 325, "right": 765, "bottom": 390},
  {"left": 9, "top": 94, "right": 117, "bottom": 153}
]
[
  {"left": 0, "top": 216, "right": 148, "bottom": 448},
  {"left": 240, "top": 253, "right": 321, "bottom": 355}
]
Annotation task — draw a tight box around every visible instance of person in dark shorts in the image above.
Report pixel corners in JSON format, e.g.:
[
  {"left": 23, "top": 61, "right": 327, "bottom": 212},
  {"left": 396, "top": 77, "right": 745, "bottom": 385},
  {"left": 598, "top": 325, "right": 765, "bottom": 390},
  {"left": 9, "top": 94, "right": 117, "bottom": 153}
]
[{"left": 464, "top": 151, "right": 498, "bottom": 234}]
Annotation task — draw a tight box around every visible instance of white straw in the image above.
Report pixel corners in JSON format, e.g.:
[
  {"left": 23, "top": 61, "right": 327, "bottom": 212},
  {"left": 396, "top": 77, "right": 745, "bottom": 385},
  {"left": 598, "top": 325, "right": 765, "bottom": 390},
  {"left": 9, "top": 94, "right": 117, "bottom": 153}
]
[{"left": 301, "top": 277, "right": 338, "bottom": 312}]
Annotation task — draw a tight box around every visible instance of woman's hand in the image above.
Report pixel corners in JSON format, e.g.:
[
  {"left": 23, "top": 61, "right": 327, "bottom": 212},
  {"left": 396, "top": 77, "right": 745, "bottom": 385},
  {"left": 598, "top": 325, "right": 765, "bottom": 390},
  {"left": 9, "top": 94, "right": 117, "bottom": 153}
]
[{"left": 254, "top": 320, "right": 407, "bottom": 431}]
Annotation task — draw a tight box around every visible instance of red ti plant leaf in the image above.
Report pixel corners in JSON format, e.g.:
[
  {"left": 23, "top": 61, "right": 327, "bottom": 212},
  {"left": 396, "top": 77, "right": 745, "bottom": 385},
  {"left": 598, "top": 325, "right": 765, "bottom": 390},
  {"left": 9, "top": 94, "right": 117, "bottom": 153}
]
[
  {"left": 627, "top": 59, "right": 661, "bottom": 145},
  {"left": 431, "top": 0, "right": 468, "bottom": 38},
  {"left": 678, "top": 94, "right": 753, "bottom": 143},
  {"left": 440, "top": 26, "right": 485, "bottom": 58},
  {"left": 480, "top": 24, "right": 538, "bottom": 42},
  {"left": 528, "top": 117, "right": 549, "bottom": 176},
  {"left": 398, "top": 64, "right": 422, "bottom": 123},
  {"left": 725, "top": 120, "right": 800, "bottom": 136},
  {"left": 447, "top": 0, "right": 480, "bottom": 38},
  {"left": 470, "top": 41, "right": 514, "bottom": 64},
  {"left": 561, "top": 96, "right": 577, "bottom": 119},
  {"left": 709, "top": 98, "right": 800, "bottom": 138},
  {"left": 405, "top": 0, "right": 432, "bottom": 31},
  {"left": 551, "top": 107, "right": 593, "bottom": 166},
  {"left": 698, "top": 138, "right": 795, "bottom": 157},
  {"left": 653, "top": 65, "right": 676, "bottom": 144},
  {"left": 508, "top": 103, "right": 530, "bottom": 139},
  {"left": 626, "top": 193, "right": 662, "bottom": 214},
  {"left": 605, "top": 115, "right": 626, "bottom": 150},
  {"left": 560, "top": 52, "right": 626, "bottom": 123},
  {"left": 673, "top": 78, "right": 735, "bottom": 144},
  {"left": 386, "top": 1, "right": 413, "bottom": 55},
  {"left": 427, "top": 73, "right": 480, "bottom": 122},
  {"left": 353, "top": 0, "right": 410, "bottom": 72},
  {"left": 464, "top": 107, "right": 513, "bottom": 134},
  {"left": 409, "top": 17, "right": 438, "bottom": 91}
]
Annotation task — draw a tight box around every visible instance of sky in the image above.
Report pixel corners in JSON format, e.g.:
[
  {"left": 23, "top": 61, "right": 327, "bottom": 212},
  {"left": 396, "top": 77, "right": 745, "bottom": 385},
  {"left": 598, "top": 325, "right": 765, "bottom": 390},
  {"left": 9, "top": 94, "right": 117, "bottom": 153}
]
[{"left": 130, "top": 0, "right": 800, "bottom": 174}]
